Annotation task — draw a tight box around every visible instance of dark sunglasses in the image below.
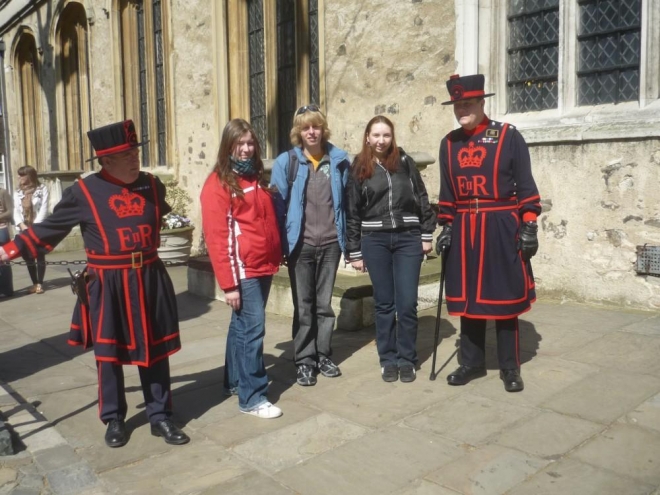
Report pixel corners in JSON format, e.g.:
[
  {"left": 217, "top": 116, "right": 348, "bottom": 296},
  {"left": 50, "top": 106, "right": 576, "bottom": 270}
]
[{"left": 295, "top": 104, "right": 320, "bottom": 116}]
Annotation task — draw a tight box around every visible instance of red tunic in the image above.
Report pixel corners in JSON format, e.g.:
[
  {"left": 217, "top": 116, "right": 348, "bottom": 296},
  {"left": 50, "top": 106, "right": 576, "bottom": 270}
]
[
  {"left": 438, "top": 118, "right": 542, "bottom": 319},
  {"left": 2, "top": 171, "right": 181, "bottom": 366}
]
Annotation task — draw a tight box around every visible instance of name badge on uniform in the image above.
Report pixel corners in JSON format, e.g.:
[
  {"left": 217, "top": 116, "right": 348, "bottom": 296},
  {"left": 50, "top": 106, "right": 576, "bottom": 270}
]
[{"left": 485, "top": 129, "right": 499, "bottom": 138}]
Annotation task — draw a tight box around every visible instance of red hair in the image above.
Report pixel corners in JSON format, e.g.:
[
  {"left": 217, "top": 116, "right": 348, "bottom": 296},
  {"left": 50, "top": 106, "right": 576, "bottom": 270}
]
[{"left": 351, "top": 115, "right": 400, "bottom": 182}]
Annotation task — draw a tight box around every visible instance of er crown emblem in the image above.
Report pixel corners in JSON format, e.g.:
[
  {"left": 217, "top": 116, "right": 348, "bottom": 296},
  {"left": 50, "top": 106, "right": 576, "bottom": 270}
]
[
  {"left": 458, "top": 142, "right": 487, "bottom": 169},
  {"left": 108, "top": 188, "right": 146, "bottom": 218}
]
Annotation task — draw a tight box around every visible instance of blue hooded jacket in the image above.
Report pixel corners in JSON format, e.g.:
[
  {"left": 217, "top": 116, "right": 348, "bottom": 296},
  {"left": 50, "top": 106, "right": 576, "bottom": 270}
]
[{"left": 270, "top": 142, "right": 350, "bottom": 256}]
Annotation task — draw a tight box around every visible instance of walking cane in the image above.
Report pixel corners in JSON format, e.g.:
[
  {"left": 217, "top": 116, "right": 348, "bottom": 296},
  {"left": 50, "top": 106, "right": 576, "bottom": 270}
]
[{"left": 429, "top": 250, "right": 447, "bottom": 381}]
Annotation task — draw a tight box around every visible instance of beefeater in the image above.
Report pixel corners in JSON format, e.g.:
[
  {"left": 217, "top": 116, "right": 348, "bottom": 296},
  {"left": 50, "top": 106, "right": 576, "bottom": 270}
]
[
  {"left": 0, "top": 120, "right": 190, "bottom": 447},
  {"left": 435, "top": 74, "right": 542, "bottom": 392}
]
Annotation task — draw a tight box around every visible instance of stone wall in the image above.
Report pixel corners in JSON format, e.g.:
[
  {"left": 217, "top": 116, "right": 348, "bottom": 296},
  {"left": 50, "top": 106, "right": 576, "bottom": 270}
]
[
  {"left": 323, "top": 0, "right": 457, "bottom": 198},
  {"left": 529, "top": 138, "right": 660, "bottom": 309}
]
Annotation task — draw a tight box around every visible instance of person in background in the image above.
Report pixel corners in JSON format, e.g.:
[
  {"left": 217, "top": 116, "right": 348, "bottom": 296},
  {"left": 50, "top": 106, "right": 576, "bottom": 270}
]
[
  {"left": 270, "top": 105, "right": 350, "bottom": 387},
  {"left": 13, "top": 165, "right": 49, "bottom": 294},
  {"left": 345, "top": 116, "right": 435, "bottom": 383},
  {"left": 436, "top": 74, "right": 542, "bottom": 392},
  {"left": 1, "top": 120, "right": 190, "bottom": 447},
  {"left": 201, "top": 118, "right": 284, "bottom": 419},
  {"left": 0, "top": 187, "right": 13, "bottom": 297}
]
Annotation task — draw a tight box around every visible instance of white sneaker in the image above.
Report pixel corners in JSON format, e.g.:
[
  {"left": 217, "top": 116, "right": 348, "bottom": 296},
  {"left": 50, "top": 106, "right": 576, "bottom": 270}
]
[{"left": 241, "top": 402, "right": 282, "bottom": 419}]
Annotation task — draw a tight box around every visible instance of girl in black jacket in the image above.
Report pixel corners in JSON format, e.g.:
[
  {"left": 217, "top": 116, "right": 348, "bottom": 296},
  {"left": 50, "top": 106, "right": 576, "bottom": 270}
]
[{"left": 345, "top": 116, "right": 436, "bottom": 382}]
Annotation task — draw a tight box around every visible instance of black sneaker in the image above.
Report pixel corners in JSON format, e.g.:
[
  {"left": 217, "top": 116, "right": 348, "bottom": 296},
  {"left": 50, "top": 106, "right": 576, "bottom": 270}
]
[
  {"left": 318, "top": 357, "right": 342, "bottom": 378},
  {"left": 381, "top": 364, "right": 398, "bottom": 382},
  {"left": 296, "top": 364, "right": 317, "bottom": 386},
  {"left": 399, "top": 364, "right": 416, "bottom": 383}
]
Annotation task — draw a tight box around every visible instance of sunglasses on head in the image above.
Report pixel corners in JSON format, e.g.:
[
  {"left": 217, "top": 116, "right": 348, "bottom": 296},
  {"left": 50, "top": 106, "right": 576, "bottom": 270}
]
[{"left": 296, "top": 104, "right": 320, "bottom": 116}]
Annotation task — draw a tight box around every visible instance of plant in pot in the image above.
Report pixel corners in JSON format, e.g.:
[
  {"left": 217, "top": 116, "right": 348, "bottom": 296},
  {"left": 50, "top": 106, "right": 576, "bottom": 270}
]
[{"left": 159, "top": 180, "right": 194, "bottom": 263}]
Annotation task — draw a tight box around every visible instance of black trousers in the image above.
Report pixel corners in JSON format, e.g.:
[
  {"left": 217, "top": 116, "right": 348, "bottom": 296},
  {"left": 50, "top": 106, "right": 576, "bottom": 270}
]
[
  {"left": 459, "top": 316, "right": 520, "bottom": 370},
  {"left": 97, "top": 358, "right": 172, "bottom": 425},
  {"left": 24, "top": 252, "right": 46, "bottom": 285}
]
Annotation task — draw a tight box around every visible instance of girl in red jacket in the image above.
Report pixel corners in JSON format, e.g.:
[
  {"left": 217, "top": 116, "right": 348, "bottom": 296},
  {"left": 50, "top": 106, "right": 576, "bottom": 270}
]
[{"left": 201, "top": 119, "right": 283, "bottom": 419}]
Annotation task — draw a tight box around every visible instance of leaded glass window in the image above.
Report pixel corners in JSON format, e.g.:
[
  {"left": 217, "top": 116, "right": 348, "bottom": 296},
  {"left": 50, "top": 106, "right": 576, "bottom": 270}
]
[
  {"left": 137, "top": 3, "right": 149, "bottom": 166},
  {"left": 153, "top": 0, "right": 166, "bottom": 165},
  {"left": 248, "top": 0, "right": 267, "bottom": 148},
  {"left": 507, "top": 0, "right": 559, "bottom": 112},
  {"left": 309, "top": 0, "right": 320, "bottom": 107},
  {"left": 277, "top": 0, "right": 297, "bottom": 155},
  {"left": 577, "top": 0, "right": 641, "bottom": 106}
]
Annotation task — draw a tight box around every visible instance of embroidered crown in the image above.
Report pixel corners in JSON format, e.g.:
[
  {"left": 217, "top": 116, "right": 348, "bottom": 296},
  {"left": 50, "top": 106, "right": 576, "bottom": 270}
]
[
  {"left": 458, "top": 142, "right": 487, "bottom": 169},
  {"left": 108, "top": 189, "right": 146, "bottom": 218}
]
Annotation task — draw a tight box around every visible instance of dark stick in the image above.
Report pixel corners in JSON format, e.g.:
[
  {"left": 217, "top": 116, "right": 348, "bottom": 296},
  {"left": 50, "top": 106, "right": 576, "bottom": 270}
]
[{"left": 429, "top": 251, "right": 447, "bottom": 381}]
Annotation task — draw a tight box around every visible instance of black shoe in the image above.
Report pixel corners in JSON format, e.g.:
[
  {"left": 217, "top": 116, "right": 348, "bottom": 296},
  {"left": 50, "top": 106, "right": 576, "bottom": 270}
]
[
  {"left": 318, "top": 357, "right": 342, "bottom": 378},
  {"left": 447, "top": 365, "right": 487, "bottom": 386},
  {"left": 399, "top": 364, "right": 416, "bottom": 383},
  {"left": 151, "top": 419, "right": 190, "bottom": 445},
  {"left": 500, "top": 369, "right": 524, "bottom": 392},
  {"left": 296, "top": 364, "right": 317, "bottom": 386},
  {"left": 104, "top": 419, "right": 127, "bottom": 448},
  {"left": 381, "top": 364, "right": 398, "bottom": 382}
]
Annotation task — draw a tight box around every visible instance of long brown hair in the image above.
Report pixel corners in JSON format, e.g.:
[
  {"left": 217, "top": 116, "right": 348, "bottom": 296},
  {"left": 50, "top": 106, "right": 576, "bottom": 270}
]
[
  {"left": 17, "top": 165, "right": 40, "bottom": 190},
  {"left": 213, "top": 119, "right": 266, "bottom": 197},
  {"left": 351, "top": 115, "right": 400, "bottom": 182}
]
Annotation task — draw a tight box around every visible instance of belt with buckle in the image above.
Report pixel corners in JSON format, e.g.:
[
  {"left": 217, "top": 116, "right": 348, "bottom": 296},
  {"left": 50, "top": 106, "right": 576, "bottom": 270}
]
[
  {"left": 86, "top": 249, "right": 159, "bottom": 269},
  {"left": 455, "top": 198, "right": 518, "bottom": 214}
]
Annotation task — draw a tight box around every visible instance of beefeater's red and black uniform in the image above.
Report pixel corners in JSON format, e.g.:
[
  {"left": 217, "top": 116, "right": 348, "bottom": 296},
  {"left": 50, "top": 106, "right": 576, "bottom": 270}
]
[
  {"left": 2, "top": 170, "right": 180, "bottom": 423},
  {"left": 438, "top": 117, "right": 541, "bottom": 369}
]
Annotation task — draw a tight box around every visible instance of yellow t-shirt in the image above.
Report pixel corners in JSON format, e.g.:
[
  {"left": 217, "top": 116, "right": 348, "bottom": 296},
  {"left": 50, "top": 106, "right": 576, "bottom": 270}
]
[{"left": 307, "top": 153, "right": 325, "bottom": 171}]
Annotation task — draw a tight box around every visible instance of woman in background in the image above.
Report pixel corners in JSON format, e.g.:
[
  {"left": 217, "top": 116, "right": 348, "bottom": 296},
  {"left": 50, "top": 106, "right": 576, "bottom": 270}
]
[
  {"left": 14, "top": 165, "right": 48, "bottom": 294},
  {"left": 201, "top": 119, "right": 284, "bottom": 419},
  {"left": 345, "top": 116, "right": 435, "bottom": 383}
]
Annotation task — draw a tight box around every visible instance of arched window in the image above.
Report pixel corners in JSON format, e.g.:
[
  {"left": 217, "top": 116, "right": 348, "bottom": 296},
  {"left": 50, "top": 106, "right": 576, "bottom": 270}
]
[
  {"left": 228, "top": 0, "right": 323, "bottom": 158},
  {"left": 14, "top": 31, "right": 44, "bottom": 171},
  {"left": 57, "top": 3, "right": 92, "bottom": 171},
  {"left": 118, "top": 0, "right": 169, "bottom": 168}
]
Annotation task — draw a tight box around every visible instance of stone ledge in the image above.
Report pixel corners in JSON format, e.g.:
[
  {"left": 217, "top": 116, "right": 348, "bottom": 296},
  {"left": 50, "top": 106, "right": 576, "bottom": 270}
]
[{"left": 187, "top": 255, "right": 443, "bottom": 331}]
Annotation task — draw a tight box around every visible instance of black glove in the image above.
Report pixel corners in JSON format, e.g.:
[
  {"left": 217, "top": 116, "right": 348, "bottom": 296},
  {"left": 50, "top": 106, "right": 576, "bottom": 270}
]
[
  {"left": 518, "top": 221, "right": 538, "bottom": 261},
  {"left": 435, "top": 224, "right": 452, "bottom": 256}
]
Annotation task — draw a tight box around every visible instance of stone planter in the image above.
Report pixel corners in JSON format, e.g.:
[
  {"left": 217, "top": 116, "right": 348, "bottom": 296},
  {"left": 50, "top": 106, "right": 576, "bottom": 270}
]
[{"left": 158, "top": 226, "right": 194, "bottom": 263}]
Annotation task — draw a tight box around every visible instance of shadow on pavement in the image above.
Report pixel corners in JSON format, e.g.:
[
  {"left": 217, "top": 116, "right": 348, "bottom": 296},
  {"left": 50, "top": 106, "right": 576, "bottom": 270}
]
[{"left": 175, "top": 291, "right": 214, "bottom": 322}]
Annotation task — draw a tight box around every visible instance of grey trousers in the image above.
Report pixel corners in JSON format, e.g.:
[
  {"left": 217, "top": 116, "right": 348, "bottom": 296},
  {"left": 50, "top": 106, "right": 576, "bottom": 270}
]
[{"left": 288, "top": 242, "right": 341, "bottom": 367}]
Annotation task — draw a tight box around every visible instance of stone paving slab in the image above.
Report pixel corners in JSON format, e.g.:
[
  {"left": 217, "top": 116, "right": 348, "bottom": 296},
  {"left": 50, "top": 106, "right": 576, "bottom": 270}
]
[
  {"left": 562, "top": 331, "right": 660, "bottom": 375},
  {"left": 507, "top": 458, "right": 654, "bottom": 495},
  {"left": 231, "top": 412, "right": 368, "bottom": 474},
  {"left": 99, "top": 439, "right": 249, "bottom": 495},
  {"left": 200, "top": 471, "right": 295, "bottom": 495},
  {"left": 426, "top": 444, "right": 550, "bottom": 495},
  {"left": 273, "top": 426, "right": 466, "bottom": 495},
  {"left": 493, "top": 410, "right": 604, "bottom": 459},
  {"left": 395, "top": 480, "right": 462, "bottom": 495},
  {"left": 403, "top": 393, "right": 537, "bottom": 446},
  {"left": 570, "top": 423, "right": 660, "bottom": 485},
  {"left": 619, "top": 391, "right": 660, "bottom": 433},
  {"left": 540, "top": 370, "right": 660, "bottom": 424}
]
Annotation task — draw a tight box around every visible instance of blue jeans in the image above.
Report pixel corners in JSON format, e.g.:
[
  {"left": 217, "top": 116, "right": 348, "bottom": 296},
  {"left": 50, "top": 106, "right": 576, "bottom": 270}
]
[
  {"left": 287, "top": 242, "right": 341, "bottom": 366},
  {"left": 224, "top": 276, "right": 272, "bottom": 411},
  {"left": 0, "top": 226, "right": 13, "bottom": 296},
  {"left": 362, "top": 229, "right": 423, "bottom": 367}
]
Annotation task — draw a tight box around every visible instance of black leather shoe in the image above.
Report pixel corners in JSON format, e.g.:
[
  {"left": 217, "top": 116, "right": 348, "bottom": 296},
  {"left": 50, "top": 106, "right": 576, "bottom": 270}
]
[
  {"left": 151, "top": 419, "right": 190, "bottom": 445},
  {"left": 104, "top": 419, "right": 127, "bottom": 448},
  {"left": 447, "top": 365, "right": 487, "bottom": 386},
  {"left": 500, "top": 369, "right": 524, "bottom": 392}
]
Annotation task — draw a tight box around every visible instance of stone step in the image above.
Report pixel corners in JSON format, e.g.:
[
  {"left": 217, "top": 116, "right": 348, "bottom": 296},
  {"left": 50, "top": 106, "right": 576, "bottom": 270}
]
[{"left": 187, "top": 255, "right": 444, "bottom": 331}]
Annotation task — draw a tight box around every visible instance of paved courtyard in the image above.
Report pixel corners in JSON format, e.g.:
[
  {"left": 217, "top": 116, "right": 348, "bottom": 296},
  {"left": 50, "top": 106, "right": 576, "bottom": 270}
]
[{"left": 0, "top": 250, "right": 659, "bottom": 494}]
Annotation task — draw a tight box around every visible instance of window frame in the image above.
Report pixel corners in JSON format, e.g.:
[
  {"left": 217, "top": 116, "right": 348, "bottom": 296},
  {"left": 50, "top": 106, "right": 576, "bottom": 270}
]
[
  {"left": 116, "top": 0, "right": 172, "bottom": 168},
  {"left": 467, "top": 0, "right": 660, "bottom": 143}
]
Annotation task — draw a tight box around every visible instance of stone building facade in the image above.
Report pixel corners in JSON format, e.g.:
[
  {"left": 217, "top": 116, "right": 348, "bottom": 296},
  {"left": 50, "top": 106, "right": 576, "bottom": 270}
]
[{"left": 0, "top": 0, "right": 658, "bottom": 310}]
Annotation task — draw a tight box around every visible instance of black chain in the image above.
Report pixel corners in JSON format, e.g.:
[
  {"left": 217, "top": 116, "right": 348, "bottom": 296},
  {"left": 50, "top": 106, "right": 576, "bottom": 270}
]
[{"left": 2, "top": 259, "right": 189, "bottom": 267}]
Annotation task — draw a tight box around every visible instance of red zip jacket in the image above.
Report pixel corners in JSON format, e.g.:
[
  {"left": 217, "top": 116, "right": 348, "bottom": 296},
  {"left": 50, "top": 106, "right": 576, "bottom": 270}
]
[{"left": 201, "top": 173, "right": 282, "bottom": 291}]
